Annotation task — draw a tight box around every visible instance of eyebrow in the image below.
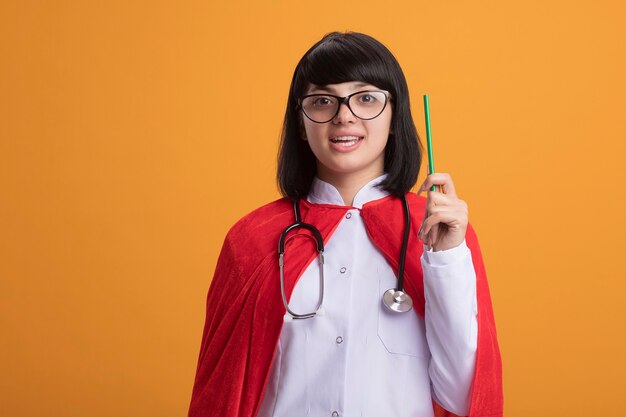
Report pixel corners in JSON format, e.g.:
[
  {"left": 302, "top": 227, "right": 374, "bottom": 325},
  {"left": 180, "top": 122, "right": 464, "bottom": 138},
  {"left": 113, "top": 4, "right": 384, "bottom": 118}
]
[{"left": 308, "top": 82, "right": 372, "bottom": 94}]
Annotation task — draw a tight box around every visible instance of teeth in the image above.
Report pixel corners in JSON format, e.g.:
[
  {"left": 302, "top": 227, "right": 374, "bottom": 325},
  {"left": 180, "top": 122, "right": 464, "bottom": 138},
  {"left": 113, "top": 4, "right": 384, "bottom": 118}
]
[
  {"left": 331, "top": 135, "right": 360, "bottom": 141},
  {"left": 330, "top": 135, "right": 362, "bottom": 143}
]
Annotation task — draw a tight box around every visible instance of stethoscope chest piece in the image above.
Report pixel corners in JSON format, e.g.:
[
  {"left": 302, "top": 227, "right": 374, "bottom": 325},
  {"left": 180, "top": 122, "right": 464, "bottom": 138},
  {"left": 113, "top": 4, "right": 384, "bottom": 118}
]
[{"left": 382, "top": 288, "right": 413, "bottom": 313}]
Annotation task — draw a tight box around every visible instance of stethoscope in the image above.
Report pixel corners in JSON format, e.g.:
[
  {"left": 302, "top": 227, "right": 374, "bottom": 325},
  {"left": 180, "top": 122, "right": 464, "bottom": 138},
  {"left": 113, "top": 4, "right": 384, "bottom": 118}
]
[{"left": 278, "top": 195, "right": 413, "bottom": 321}]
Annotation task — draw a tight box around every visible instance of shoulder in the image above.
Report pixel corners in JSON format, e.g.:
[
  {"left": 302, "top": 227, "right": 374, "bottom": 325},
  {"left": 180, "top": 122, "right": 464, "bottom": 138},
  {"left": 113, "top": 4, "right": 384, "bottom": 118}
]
[
  {"left": 228, "top": 197, "right": 292, "bottom": 234},
  {"left": 222, "top": 197, "right": 294, "bottom": 254}
]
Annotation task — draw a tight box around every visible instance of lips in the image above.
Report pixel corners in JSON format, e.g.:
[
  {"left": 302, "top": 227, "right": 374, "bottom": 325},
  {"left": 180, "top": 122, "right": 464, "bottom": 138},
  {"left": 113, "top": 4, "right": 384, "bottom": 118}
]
[
  {"left": 328, "top": 134, "right": 364, "bottom": 152},
  {"left": 329, "top": 135, "right": 364, "bottom": 146}
]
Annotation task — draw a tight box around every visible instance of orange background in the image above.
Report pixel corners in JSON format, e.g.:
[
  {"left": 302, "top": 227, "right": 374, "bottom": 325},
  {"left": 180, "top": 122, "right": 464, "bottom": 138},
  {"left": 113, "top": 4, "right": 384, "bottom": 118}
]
[{"left": 1, "top": 1, "right": 625, "bottom": 416}]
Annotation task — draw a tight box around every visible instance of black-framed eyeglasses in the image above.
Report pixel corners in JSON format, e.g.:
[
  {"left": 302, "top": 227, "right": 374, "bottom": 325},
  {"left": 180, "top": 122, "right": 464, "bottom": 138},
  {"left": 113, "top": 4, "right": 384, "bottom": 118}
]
[{"left": 297, "top": 90, "right": 391, "bottom": 124}]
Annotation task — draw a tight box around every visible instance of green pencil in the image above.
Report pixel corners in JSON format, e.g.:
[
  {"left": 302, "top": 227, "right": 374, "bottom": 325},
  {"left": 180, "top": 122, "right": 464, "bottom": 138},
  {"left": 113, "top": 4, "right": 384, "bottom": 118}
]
[{"left": 423, "top": 94, "right": 437, "bottom": 192}]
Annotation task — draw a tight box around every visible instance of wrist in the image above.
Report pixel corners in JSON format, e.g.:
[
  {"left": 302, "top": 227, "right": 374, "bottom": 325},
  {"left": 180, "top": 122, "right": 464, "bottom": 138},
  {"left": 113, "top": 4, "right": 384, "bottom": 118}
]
[{"left": 432, "top": 239, "right": 464, "bottom": 252}]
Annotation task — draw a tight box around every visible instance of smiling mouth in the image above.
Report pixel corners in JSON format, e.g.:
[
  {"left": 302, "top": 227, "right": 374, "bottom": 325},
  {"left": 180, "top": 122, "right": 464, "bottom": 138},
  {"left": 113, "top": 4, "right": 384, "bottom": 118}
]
[{"left": 329, "top": 135, "right": 364, "bottom": 146}]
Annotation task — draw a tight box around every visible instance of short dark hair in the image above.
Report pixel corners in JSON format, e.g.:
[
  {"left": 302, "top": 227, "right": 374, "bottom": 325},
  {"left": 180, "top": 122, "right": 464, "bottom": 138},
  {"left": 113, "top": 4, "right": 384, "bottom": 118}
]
[{"left": 277, "top": 31, "right": 423, "bottom": 199}]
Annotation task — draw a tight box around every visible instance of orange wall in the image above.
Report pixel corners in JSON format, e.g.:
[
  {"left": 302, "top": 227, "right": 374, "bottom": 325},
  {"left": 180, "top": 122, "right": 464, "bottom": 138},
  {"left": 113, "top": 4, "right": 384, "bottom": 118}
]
[{"left": 1, "top": 1, "right": 625, "bottom": 416}]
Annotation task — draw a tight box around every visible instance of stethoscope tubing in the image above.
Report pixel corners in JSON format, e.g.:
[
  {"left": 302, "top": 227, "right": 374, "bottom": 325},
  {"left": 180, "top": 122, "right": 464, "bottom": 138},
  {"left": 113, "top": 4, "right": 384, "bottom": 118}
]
[
  {"left": 278, "top": 199, "right": 326, "bottom": 319},
  {"left": 279, "top": 195, "right": 413, "bottom": 320}
]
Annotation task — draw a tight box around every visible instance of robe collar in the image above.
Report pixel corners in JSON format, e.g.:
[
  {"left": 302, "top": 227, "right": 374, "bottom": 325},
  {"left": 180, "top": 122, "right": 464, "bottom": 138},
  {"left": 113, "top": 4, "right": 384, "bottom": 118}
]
[{"left": 306, "top": 173, "right": 390, "bottom": 208}]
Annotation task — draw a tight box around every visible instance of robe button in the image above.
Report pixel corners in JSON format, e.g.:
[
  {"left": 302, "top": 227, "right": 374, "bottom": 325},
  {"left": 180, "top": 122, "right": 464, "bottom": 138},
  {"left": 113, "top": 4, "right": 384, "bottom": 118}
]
[
  {"left": 332, "top": 412, "right": 339, "bottom": 417},
  {"left": 345, "top": 212, "right": 352, "bottom": 219},
  {"left": 336, "top": 336, "right": 343, "bottom": 344},
  {"left": 340, "top": 267, "right": 347, "bottom": 274}
]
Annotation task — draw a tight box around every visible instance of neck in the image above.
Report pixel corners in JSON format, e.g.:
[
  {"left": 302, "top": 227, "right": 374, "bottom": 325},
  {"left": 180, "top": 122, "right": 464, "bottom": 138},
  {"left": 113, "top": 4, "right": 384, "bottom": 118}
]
[{"left": 316, "top": 167, "right": 385, "bottom": 206}]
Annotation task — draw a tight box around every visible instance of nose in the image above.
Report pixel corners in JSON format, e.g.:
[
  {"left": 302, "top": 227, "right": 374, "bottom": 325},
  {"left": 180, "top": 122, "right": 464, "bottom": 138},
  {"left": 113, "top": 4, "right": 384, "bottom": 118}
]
[{"left": 333, "top": 102, "right": 356, "bottom": 124}]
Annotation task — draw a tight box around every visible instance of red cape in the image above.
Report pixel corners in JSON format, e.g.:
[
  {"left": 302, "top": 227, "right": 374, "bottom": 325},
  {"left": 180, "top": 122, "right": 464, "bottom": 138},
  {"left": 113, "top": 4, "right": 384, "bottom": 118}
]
[{"left": 188, "top": 193, "right": 503, "bottom": 417}]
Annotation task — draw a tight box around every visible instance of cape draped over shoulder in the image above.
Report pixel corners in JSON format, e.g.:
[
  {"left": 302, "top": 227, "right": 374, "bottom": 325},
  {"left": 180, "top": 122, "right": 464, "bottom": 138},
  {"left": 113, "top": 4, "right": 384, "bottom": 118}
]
[{"left": 188, "top": 193, "right": 503, "bottom": 417}]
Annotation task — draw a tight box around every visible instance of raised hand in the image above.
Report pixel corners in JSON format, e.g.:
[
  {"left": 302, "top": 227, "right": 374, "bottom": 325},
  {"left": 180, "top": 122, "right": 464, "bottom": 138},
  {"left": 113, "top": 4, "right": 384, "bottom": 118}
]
[{"left": 416, "top": 173, "right": 468, "bottom": 252}]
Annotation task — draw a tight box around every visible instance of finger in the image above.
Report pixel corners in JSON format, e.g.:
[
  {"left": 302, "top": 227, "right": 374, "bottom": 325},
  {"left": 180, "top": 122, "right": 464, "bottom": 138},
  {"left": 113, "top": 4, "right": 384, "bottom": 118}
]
[
  {"left": 426, "top": 191, "right": 458, "bottom": 211},
  {"left": 429, "top": 222, "right": 439, "bottom": 247},
  {"left": 427, "top": 201, "right": 468, "bottom": 222},
  {"left": 420, "top": 213, "right": 437, "bottom": 240},
  {"left": 418, "top": 173, "right": 457, "bottom": 197},
  {"left": 433, "top": 222, "right": 450, "bottom": 246},
  {"left": 420, "top": 206, "right": 462, "bottom": 238},
  {"left": 419, "top": 191, "right": 464, "bottom": 239},
  {"left": 420, "top": 173, "right": 456, "bottom": 195},
  {"left": 418, "top": 210, "right": 428, "bottom": 240},
  {"left": 418, "top": 204, "right": 426, "bottom": 225},
  {"left": 427, "top": 222, "right": 447, "bottom": 248}
]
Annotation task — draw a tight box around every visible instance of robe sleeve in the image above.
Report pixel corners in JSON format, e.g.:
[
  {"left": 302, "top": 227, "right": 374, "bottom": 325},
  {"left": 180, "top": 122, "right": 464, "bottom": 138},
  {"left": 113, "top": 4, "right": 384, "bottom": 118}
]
[
  {"left": 431, "top": 222, "right": 503, "bottom": 417},
  {"left": 422, "top": 238, "right": 478, "bottom": 416}
]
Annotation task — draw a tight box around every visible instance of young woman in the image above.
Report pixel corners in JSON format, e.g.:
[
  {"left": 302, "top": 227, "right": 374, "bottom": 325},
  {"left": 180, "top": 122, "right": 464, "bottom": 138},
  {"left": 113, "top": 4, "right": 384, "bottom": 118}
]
[{"left": 188, "top": 32, "right": 502, "bottom": 417}]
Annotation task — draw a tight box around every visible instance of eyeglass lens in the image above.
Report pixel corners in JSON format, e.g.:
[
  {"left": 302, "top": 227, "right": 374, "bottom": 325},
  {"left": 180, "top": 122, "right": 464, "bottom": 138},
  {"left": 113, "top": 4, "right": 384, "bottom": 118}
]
[{"left": 301, "top": 91, "right": 387, "bottom": 123}]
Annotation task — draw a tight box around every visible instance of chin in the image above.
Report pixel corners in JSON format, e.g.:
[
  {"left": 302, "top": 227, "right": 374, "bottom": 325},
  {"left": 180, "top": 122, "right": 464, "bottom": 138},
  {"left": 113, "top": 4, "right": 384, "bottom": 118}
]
[{"left": 325, "top": 164, "right": 379, "bottom": 179}]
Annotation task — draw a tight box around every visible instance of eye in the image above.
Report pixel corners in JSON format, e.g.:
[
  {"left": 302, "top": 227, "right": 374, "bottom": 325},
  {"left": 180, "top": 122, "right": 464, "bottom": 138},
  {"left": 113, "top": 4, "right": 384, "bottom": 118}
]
[
  {"left": 358, "top": 93, "right": 378, "bottom": 103},
  {"left": 312, "top": 96, "right": 335, "bottom": 107}
]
